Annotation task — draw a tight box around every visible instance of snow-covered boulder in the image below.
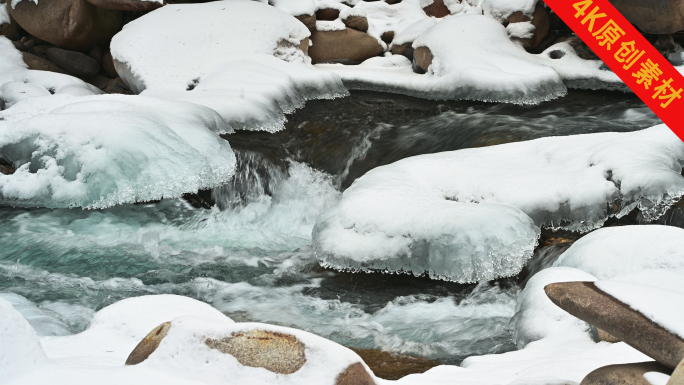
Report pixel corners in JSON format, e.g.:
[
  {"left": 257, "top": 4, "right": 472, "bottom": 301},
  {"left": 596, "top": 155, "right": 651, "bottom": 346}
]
[
  {"left": 0, "top": 296, "right": 50, "bottom": 382},
  {"left": 313, "top": 125, "right": 684, "bottom": 282},
  {"left": 554, "top": 225, "right": 684, "bottom": 279},
  {"left": 0, "top": 37, "right": 101, "bottom": 108},
  {"left": 110, "top": 1, "right": 347, "bottom": 132},
  {"left": 0, "top": 94, "right": 236, "bottom": 209},
  {"left": 511, "top": 267, "right": 596, "bottom": 347}
]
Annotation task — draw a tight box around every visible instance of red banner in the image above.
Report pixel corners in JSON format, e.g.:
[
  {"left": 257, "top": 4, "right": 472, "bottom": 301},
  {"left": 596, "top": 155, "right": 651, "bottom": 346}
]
[{"left": 543, "top": 0, "right": 684, "bottom": 140}]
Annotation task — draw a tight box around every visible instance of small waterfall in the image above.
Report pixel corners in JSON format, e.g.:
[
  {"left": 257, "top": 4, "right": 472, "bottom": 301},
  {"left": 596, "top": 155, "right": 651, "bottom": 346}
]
[{"left": 518, "top": 242, "right": 575, "bottom": 287}]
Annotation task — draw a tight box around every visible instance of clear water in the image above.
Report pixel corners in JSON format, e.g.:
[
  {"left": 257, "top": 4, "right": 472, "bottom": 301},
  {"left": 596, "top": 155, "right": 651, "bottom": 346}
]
[{"left": 0, "top": 90, "right": 662, "bottom": 364}]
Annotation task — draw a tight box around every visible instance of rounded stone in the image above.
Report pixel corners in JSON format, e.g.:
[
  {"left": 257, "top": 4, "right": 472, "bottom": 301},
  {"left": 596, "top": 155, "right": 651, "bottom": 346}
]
[
  {"left": 580, "top": 361, "right": 671, "bottom": 385},
  {"left": 336, "top": 362, "right": 377, "bottom": 385},
  {"left": 102, "top": 51, "right": 119, "bottom": 78},
  {"left": 316, "top": 8, "right": 340, "bottom": 21},
  {"left": 21, "top": 52, "right": 68, "bottom": 74},
  {"left": 85, "top": 0, "right": 164, "bottom": 11},
  {"left": 295, "top": 13, "right": 316, "bottom": 30},
  {"left": 422, "top": 0, "right": 451, "bottom": 18},
  {"left": 412, "top": 45, "right": 432, "bottom": 73},
  {"left": 309, "top": 28, "right": 384, "bottom": 64},
  {"left": 45, "top": 47, "right": 100, "bottom": 77},
  {"left": 125, "top": 322, "right": 171, "bottom": 365},
  {"left": 343, "top": 15, "right": 369, "bottom": 32}
]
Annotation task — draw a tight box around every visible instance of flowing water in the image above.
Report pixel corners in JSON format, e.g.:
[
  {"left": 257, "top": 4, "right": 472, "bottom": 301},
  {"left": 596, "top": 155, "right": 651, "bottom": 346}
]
[{"left": 0, "top": 90, "right": 662, "bottom": 365}]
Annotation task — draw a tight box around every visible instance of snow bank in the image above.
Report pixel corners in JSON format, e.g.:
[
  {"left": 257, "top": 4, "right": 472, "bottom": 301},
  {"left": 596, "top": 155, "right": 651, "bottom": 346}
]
[
  {"left": 313, "top": 125, "right": 684, "bottom": 282},
  {"left": 0, "top": 94, "right": 236, "bottom": 209},
  {"left": 554, "top": 225, "right": 684, "bottom": 279},
  {"left": 0, "top": 37, "right": 100, "bottom": 108},
  {"left": 511, "top": 267, "right": 596, "bottom": 347},
  {"left": 110, "top": 1, "right": 347, "bottom": 132},
  {"left": 320, "top": 14, "right": 566, "bottom": 104},
  {"left": 0, "top": 297, "right": 49, "bottom": 382}
]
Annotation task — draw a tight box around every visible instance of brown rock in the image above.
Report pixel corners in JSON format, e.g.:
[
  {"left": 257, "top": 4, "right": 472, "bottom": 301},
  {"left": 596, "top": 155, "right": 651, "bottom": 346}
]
[
  {"left": 412, "top": 45, "right": 432, "bottom": 73},
  {"left": 1, "top": 15, "right": 21, "bottom": 40},
  {"left": 391, "top": 41, "right": 412, "bottom": 56},
  {"left": 350, "top": 347, "right": 439, "bottom": 380},
  {"left": 295, "top": 13, "right": 316, "bottom": 30},
  {"left": 299, "top": 37, "right": 310, "bottom": 55},
  {"left": 580, "top": 361, "right": 671, "bottom": 385},
  {"left": 8, "top": 0, "right": 122, "bottom": 51},
  {"left": 336, "top": 362, "right": 376, "bottom": 385},
  {"left": 82, "top": 74, "right": 111, "bottom": 89},
  {"left": 125, "top": 322, "right": 171, "bottom": 365},
  {"left": 381, "top": 31, "right": 394, "bottom": 44},
  {"left": 343, "top": 15, "right": 369, "bottom": 32},
  {"left": 598, "top": 328, "right": 621, "bottom": 343},
  {"left": 105, "top": 77, "right": 133, "bottom": 94},
  {"left": 31, "top": 44, "right": 56, "bottom": 55},
  {"left": 545, "top": 282, "right": 684, "bottom": 369},
  {"left": 205, "top": 330, "right": 306, "bottom": 374},
  {"left": 309, "top": 28, "right": 383, "bottom": 64},
  {"left": 85, "top": 0, "right": 164, "bottom": 11},
  {"left": 669, "top": 357, "right": 684, "bottom": 385},
  {"left": 12, "top": 40, "right": 27, "bottom": 52},
  {"left": 607, "top": 0, "right": 684, "bottom": 34},
  {"left": 46, "top": 47, "right": 100, "bottom": 77},
  {"left": 21, "top": 52, "right": 68, "bottom": 74},
  {"left": 102, "top": 51, "right": 118, "bottom": 78},
  {"left": 317, "top": 8, "right": 340, "bottom": 21},
  {"left": 506, "top": 2, "right": 550, "bottom": 49},
  {"left": 88, "top": 46, "right": 103, "bottom": 66},
  {"left": 422, "top": 0, "right": 451, "bottom": 18}
]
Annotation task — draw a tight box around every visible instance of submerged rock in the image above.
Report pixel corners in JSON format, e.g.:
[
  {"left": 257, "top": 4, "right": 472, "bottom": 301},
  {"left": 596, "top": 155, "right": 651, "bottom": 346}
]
[
  {"left": 580, "top": 361, "right": 672, "bottom": 385},
  {"left": 422, "top": 0, "right": 450, "bottom": 18}
]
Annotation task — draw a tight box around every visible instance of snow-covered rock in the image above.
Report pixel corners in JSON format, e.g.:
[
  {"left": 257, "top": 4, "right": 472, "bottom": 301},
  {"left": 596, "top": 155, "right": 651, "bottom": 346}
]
[
  {"left": 511, "top": 267, "right": 596, "bottom": 347},
  {"left": 0, "top": 37, "right": 101, "bottom": 108},
  {"left": 554, "top": 226, "right": 684, "bottom": 279},
  {"left": 313, "top": 125, "right": 684, "bottom": 282},
  {"left": 482, "top": 0, "right": 537, "bottom": 21},
  {"left": 110, "top": 1, "right": 347, "bottom": 132},
  {"left": 319, "top": 14, "right": 566, "bottom": 104},
  {"left": 0, "top": 94, "right": 236, "bottom": 209},
  {"left": 0, "top": 297, "right": 50, "bottom": 383}
]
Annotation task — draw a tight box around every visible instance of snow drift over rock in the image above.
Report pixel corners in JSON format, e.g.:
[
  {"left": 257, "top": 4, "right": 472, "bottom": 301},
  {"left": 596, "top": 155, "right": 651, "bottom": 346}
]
[
  {"left": 110, "top": 1, "right": 347, "bottom": 132},
  {"left": 319, "top": 14, "right": 566, "bottom": 104},
  {"left": 511, "top": 267, "right": 596, "bottom": 348},
  {"left": 0, "top": 94, "right": 236, "bottom": 209},
  {"left": 0, "top": 296, "right": 49, "bottom": 382},
  {"left": 554, "top": 225, "right": 684, "bottom": 279},
  {"left": 313, "top": 125, "right": 684, "bottom": 282},
  {"left": 0, "top": 37, "right": 100, "bottom": 108}
]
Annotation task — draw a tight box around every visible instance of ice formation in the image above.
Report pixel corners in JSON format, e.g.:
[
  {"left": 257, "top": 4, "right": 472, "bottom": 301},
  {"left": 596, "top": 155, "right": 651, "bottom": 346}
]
[
  {"left": 0, "top": 94, "right": 237, "bottom": 209},
  {"left": 0, "top": 297, "right": 49, "bottom": 383},
  {"left": 554, "top": 225, "right": 684, "bottom": 279},
  {"left": 109, "top": 1, "right": 347, "bottom": 132},
  {"left": 0, "top": 293, "right": 71, "bottom": 336},
  {"left": 318, "top": 14, "right": 567, "bottom": 104},
  {"left": 313, "top": 125, "right": 684, "bottom": 282},
  {"left": 0, "top": 37, "right": 101, "bottom": 108}
]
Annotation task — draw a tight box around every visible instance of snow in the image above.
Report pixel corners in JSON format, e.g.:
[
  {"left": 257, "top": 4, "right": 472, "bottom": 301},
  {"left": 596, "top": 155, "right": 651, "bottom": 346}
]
[
  {"left": 319, "top": 14, "right": 567, "bottom": 104},
  {"left": 391, "top": 17, "right": 436, "bottom": 47},
  {"left": 0, "top": 4, "right": 9, "bottom": 26},
  {"left": 482, "top": 0, "right": 537, "bottom": 21},
  {"left": 0, "top": 293, "right": 71, "bottom": 336},
  {"left": 506, "top": 21, "right": 535, "bottom": 40},
  {"left": 554, "top": 225, "right": 684, "bottom": 279},
  {"left": 110, "top": 1, "right": 347, "bottom": 132},
  {"left": 270, "top": 0, "right": 316, "bottom": 16},
  {"left": 314, "top": 125, "right": 684, "bottom": 282},
  {"left": 511, "top": 267, "right": 597, "bottom": 348},
  {"left": 644, "top": 372, "right": 671, "bottom": 385},
  {"left": 0, "top": 94, "right": 237, "bottom": 209},
  {"left": 316, "top": 19, "right": 347, "bottom": 31},
  {"left": 0, "top": 37, "right": 101, "bottom": 107}
]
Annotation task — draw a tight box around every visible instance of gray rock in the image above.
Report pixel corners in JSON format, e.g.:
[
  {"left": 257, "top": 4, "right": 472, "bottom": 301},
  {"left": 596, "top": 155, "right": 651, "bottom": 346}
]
[
  {"left": 22, "top": 52, "right": 68, "bottom": 74},
  {"left": 46, "top": 47, "right": 100, "bottom": 77}
]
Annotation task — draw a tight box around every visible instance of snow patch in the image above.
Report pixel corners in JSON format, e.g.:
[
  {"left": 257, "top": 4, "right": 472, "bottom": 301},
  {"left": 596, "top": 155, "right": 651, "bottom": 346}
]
[
  {"left": 0, "top": 296, "right": 50, "bottom": 382},
  {"left": 270, "top": 0, "right": 316, "bottom": 16}
]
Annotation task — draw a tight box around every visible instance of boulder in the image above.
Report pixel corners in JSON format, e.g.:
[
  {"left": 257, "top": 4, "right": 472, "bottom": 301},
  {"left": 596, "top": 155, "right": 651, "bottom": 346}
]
[
  {"left": 85, "top": 0, "right": 164, "bottom": 11},
  {"left": 506, "top": 2, "right": 550, "bottom": 49},
  {"left": 412, "top": 45, "right": 432, "bottom": 73},
  {"left": 309, "top": 28, "right": 383, "bottom": 64},
  {"left": 101, "top": 51, "right": 119, "bottom": 78},
  {"left": 670, "top": 357, "right": 684, "bottom": 385},
  {"left": 21, "top": 52, "right": 68, "bottom": 74},
  {"left": 381, "top": 30, "right": 394, "bottom": 44},
  {"left": 45, "top": 47, "right": 100, "bottom": 77},
  {"left": 580, "top": 361, "right": 671, "bottom": 385},
  {"left": 316, "top": 8, "right": 340, "bottom": 21},
  {"left": 88, "top": 45, "right": 103, "bottom": 66},
  {"left": 390, "top": 41, "right": 412, "bottom": 56},
  {"left": 422, "top": 0, "right": 450, "bottom": 18},
  {"left": 206, "top": 330, "right": 306, "bottom": 374},
  {"left": 336, "top": 362, "right": 376, "bottom": 385},
  {"left": 545, "top": 282, "right": 684, "bottom": 369},
  {"left": 343, "top": 15, "right": 369, "bottom": 32},
  {"left": 8, "top": 0, "right": 122, "bottom": 51},
  {"left": 296, "top": 13, "right": 316, "bottom": 30},
  {"left": 125, "top": 322, "right": 171, "bottom": 365},
  {"left": 607, "top": 0, "right": 684, "bottom": 34}
]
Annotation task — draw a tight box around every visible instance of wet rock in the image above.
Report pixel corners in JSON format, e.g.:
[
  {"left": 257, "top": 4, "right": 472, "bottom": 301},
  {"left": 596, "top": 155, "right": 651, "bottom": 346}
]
[
  {"left": 85, "top": 0, "right": 164, "bottom": 11},
  {"left": 309, "top": 28, "right": 384, "bottom": 64},
  {"left": 350, "top": 347, "right": 440, "bottom": 380},
  {"left": 0, "top": 159, "right": 16, "bottom": 175},
  {"left": 125, "top": 322, "right": 171, "bottom": 365},
  {"left": 296, "top": 13, "right": 316, "bottom": 30},
  {"left": 182, "top": 189, "right": 214, "bottom": 209},
  {"left": 608, "top": 0, "right": 684, "bottom": 34},
  {"left": 343, "top": 15, "right": 369, "bottom": 32},
  {"left": 46, "top": 47, "right": 100, "bottom": 77},
  {"left": 101, "top": 51, "right": 119, "bottom": 78},
  {"left": 21, "top": 52, "right": 68, "bottom": 74},
  {"left": 580, "top": 361, "right": 671, "bottom": 385},
  {"left": 545, "top": 281, "right": 684, "bottom": 369},
  {"left": 506, "top": 2, "right": 549, "bottom": 49},
  {"left": 381, "top": 31, "right": 394, "bottom": 44},
  {"left": 335, "top": 362, "right": 376, "bottom": 385},
  {"left": 317, "top": 8, "right": 340, "bottom": 21},
  {"left": 422, "top": 0, "right": 450, "bottom": 18},
  {"left": 205, "top": 330, "right": 306, "bottom": 374},
  {"left": 555, "top": 35, "right": 599, "bottom": 60},
  {"left": 8, "top": 0, "right": 122, "bottom": 51},
  {"left": 412, "top": 45, "right": 432, "bottom": 73}
]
